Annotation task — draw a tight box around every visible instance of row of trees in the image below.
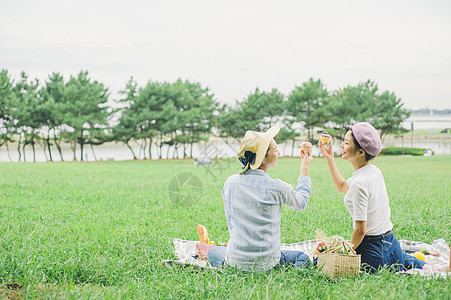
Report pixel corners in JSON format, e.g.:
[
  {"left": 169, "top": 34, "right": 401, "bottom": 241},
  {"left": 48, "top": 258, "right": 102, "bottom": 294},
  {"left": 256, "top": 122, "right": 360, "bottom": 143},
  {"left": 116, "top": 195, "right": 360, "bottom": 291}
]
[
  {"left": 1, "top": 71, "right": 111, "bottom": 162},
  {"left": 220, "top": 78, "right": 409, "bottom": 156},
  {"left": 0, "top": 69, "right": 409, "bottom": 162}
]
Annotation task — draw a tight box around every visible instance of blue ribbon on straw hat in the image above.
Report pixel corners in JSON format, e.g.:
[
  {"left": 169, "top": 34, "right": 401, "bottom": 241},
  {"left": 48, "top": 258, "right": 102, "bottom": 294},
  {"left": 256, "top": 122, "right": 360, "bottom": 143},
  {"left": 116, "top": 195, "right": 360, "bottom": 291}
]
[{"left": 236, "top": 126, "right": 280, "bottom": 174}]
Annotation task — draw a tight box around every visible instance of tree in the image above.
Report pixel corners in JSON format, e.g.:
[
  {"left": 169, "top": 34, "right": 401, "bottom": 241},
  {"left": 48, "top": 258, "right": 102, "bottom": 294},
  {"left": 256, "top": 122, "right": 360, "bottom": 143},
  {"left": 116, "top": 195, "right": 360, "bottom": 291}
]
[
  {"left": 218, "top": 88, "right": 286, "bottom": 154},
  {"left": 237, "top": 88, "right": 285, "bottom": 131},
  {"left": 218, "top": 103, "right": 246, "bottom": 142},
  {"left": 137, "top": 81, "right": 173, "bottom": 159},
  {"left": 287, "top": 78, "right": 329, "bottom": 141},
  {"left": 11, "top": 72, "right": 42, "bottom": 162},
  {"left": 63, "top": 71, "right": 110, "bottom": 161},
  {"left": 0, "top": 69, "right": 16, "bottom": 161},
  {"left": 370, "top": 90, "right": 410, "bottom": 140},
  {"left": 279, "top": 116, "right": 299, "bottom": 157},
  {"left": 39, "top": 72, "right": 66, "bottom": 161},
  {"left": 322, "top": 80, "right": 378, "bottom": 141},
  {"left": 322, "top": 80, "right": 409, "bottom": 141},
  {"left": 176, "top": 80, "right": 218, "bottom": 158},
  {"left": 217, "top": 104, "right": 248, "bottom": 141},
  {"left": 112, "top": 77, "right": 140, "bottom": 160},
  {"left": 84, "top": 127, "right": 110, "bottom": 161}
]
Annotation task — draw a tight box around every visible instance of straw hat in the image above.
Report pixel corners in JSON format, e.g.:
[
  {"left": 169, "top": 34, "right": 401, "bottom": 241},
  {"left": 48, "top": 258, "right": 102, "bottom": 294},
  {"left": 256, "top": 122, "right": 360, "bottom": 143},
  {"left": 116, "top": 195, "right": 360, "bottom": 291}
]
[{"left": 236, "top": 126, "right": 280, "bottom": 174}]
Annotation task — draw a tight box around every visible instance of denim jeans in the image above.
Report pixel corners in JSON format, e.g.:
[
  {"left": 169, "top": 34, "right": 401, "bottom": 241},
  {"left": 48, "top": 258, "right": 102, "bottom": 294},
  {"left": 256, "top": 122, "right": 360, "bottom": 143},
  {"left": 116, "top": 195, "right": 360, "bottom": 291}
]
[
  {"left": 207, "top": 246, "right": 227, "bottom": 268},
  {"left": 207, "top": 246, "right": 311, "bottom": 269},
  {"left": 356, "top": 232, "right": 426, "bottom": 273},
  {"left": 278, "top": 250, "right": 312, "bottom": 268}
]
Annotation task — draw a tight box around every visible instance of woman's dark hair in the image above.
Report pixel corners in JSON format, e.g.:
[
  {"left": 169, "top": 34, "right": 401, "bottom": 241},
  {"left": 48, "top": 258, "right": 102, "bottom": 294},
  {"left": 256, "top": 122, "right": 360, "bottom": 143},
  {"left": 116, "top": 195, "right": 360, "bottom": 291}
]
[
  {"left": 265, "top": 137, "right": 276, "bottom": 158},
  {"left": 346, "top": 126, "right": 375, "bottom": 161}
]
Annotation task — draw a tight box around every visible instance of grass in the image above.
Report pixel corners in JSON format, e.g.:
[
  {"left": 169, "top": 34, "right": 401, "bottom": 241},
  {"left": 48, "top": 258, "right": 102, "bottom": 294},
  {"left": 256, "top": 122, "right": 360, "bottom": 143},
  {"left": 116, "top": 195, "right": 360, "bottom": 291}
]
[
  {"left": 381, "top": 147, "right": 433, "bottom": 156},
  {"left": 0, "top": 156, "right": 450, "bottom": 299},
  {"left": 409, "top": 129, "right": 451, "bottom": 135}
]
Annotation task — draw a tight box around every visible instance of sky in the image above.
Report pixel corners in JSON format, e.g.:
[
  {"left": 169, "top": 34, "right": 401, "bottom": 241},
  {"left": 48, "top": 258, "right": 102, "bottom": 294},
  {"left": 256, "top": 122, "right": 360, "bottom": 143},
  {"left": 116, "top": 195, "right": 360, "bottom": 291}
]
[{"left": 1, "top": 0, "right": 450, "bottom": 110}]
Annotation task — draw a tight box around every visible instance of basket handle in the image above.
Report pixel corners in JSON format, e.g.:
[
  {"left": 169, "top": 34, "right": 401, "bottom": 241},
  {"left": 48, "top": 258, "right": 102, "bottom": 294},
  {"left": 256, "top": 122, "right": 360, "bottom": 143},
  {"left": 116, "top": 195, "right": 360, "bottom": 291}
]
[{"left": 343, "top": 241, "right": 356, "bottom": 255}]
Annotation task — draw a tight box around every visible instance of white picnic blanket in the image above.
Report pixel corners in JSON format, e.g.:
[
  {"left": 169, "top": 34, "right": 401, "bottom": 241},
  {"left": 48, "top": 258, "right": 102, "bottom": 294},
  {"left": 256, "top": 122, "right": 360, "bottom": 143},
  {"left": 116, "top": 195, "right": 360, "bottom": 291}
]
[
  {"left": 397, "top": 239, "right": 450, "bottom": 278},
  {"left": 162, "top": 238, "right": 450, "bottom": 278}
]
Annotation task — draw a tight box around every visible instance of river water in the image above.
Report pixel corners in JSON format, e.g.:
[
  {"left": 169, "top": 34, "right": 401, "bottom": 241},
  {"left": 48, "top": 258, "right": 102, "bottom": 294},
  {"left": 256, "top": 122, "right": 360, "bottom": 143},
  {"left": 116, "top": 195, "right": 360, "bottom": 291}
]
[
  {"left": 1, "top": 116, "right": 450, "bottom": 162},
  {"left": 402, "top": 115, "right": 451, "bottom": 130},
  {"left": 1, "top": 137, "right": 450, "bottom": 163}
]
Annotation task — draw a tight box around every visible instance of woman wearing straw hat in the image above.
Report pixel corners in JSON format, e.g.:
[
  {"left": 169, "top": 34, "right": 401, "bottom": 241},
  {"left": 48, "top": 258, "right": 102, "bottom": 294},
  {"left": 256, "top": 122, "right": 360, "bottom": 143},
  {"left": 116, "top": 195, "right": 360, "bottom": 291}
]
[
  {"left": 318, "top": 122, "right": 426, "bottom": 272},
  {"left": 207, "top": 125, "right": 314, "bottom": 271}
]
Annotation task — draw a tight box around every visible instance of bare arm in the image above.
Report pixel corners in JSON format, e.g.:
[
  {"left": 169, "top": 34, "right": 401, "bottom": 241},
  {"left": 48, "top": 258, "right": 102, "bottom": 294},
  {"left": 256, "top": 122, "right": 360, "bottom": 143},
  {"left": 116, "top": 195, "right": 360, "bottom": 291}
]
[
  {"left": 300, "top": 147, "right": 313, "bottom": 176},
  {"left": 351, "top": 220, "right": 367, "bottom": 250},
  {"left": 318, "top": 140, "right": 349, "bottom": 193},
  {"left": 280, "top": 148, "right": 313, "bottom": 211}
]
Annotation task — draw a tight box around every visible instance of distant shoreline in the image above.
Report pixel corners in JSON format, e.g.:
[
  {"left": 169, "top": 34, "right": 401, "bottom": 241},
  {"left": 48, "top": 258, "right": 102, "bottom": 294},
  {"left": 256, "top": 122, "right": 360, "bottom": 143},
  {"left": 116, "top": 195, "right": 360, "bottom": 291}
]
[
  {"left": 2, "top": 131, "right": 450, "bottom": 150},
  {"left": 383, "top": 133, "right": 451, "bottom": 143},
  {"left": 1, "top": 131, "right": 450, "bottom": 162}
]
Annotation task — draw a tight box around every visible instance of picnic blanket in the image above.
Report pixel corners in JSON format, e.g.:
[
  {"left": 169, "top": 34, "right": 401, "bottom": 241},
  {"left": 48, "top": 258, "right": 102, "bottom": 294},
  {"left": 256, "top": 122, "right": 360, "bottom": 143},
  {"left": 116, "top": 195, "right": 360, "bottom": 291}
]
[{"left": 162, "top": 238, "right": 450, "bottom": 278}]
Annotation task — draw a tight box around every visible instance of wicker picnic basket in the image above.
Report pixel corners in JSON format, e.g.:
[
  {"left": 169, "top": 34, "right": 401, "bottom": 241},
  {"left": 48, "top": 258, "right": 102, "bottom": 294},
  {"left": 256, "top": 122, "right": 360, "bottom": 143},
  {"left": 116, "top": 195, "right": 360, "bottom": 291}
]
[
  {"left": 314, "top": 230, "right": 361, "bottom": 278},
  {"left": 317, "top": 252, "right": 361, "bottom": 278}
]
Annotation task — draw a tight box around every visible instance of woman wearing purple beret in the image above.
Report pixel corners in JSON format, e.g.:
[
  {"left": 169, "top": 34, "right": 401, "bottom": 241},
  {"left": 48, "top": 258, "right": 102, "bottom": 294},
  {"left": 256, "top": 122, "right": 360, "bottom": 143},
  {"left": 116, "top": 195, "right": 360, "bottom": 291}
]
[{"left": 318, "top": 122, "right": 425, "bottom": 272}]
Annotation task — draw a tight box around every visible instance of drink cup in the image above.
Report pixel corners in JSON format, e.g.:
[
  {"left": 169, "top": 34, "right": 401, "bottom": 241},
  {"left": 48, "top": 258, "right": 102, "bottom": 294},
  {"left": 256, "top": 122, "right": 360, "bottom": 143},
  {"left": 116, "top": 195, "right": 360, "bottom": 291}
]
[
  {"left": 300, "top": 142, "right": 312, "bottom": 154},
  {"left": 320, "top": 132, "right": 331, "bottom": 144}
]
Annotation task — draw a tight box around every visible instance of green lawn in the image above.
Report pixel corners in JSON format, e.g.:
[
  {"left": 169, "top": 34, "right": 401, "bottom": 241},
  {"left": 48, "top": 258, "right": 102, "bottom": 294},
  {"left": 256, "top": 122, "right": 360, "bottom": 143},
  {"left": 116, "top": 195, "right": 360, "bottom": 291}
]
[
  {"left": 410, "top": 129, "right": 450, "bottom": 135},
  {"left": 0, "top": 156, "right": 450, "bottom": 298}
]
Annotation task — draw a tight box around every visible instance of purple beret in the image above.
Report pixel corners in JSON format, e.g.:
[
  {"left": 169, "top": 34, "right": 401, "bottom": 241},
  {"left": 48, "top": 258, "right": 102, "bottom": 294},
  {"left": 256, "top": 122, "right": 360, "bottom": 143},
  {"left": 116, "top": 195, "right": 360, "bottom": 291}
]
[{"left": 352, "top": 122, "right": 382, "bottom": 156}]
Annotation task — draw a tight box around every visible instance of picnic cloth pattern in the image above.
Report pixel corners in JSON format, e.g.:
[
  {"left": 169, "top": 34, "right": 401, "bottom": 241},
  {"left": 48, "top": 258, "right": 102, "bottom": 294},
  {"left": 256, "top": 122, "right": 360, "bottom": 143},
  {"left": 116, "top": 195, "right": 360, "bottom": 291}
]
[
  {"left": 162, "top": 238, "right": 450, "bottom": 278},
  {"left": 398, "top": 239, "right": 450, "bottom": 278}
]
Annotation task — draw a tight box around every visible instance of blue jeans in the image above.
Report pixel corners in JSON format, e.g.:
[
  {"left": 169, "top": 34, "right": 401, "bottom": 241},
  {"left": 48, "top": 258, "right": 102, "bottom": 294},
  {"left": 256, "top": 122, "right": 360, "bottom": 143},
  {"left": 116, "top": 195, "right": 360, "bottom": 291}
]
[
  {"left": 356, "top": 232, "right": 426, "bottom": 273},
  {"left": 207, "top": 246, "right": 227, "bottom": 268},
  {"left": 207, "top": 246, "right": 311, "bottom": 269},
  {"left": 278, "top": 250, "right": 312, "bottom": 268}
]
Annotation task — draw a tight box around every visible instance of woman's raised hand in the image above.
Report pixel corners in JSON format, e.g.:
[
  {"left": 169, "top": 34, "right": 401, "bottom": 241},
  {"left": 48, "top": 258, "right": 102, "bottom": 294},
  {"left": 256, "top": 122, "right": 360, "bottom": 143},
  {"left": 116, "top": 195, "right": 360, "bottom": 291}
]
[
  {"left": 300, "top": 147, "right": 313, "bottom": 166},
  {"left": 318, "top": 140, "right": 334, "bottom": 160},
  {"left": 300, "top": 147, "right": 313, "bottom": 176}
]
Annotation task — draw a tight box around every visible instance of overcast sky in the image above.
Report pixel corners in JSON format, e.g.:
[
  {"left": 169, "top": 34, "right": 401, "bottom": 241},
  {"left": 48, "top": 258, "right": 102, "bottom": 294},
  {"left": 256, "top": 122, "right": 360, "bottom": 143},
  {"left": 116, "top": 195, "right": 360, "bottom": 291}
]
[{"left": 1, "top": 0, "right": 450, "bottom": 109}]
